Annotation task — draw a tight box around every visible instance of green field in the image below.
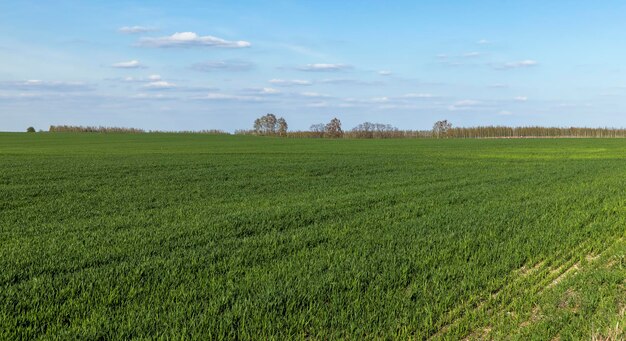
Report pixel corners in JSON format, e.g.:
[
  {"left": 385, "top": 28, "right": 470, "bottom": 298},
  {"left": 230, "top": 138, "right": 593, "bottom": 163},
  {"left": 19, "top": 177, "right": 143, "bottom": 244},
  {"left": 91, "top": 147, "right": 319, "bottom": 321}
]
[{"left": 1, "top": 133, "right": 624, "bottom": 339}]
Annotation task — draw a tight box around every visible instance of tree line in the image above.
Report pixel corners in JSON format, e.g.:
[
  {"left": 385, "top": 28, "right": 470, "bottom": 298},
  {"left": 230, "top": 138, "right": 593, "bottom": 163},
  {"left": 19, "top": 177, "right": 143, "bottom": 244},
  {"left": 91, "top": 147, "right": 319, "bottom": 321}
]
[
  {"left": 241, "top": 116, "right": 626, "bottom": 139},
  {"left": 34, "top": 119, "right": 626, "bottom": 139},
  {"left": 46, "top": 125, "right": 228, "bottom": 134},
  {"left": 444, "top": 125, "right": 626, "bottom": 138}
]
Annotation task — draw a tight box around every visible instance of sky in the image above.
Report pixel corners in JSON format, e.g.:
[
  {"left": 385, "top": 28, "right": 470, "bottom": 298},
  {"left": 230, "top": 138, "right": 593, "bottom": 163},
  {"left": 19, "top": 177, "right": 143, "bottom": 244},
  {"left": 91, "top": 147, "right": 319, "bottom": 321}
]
[{"left": 2, "top": 0, "right": 626, "bottom": 132}]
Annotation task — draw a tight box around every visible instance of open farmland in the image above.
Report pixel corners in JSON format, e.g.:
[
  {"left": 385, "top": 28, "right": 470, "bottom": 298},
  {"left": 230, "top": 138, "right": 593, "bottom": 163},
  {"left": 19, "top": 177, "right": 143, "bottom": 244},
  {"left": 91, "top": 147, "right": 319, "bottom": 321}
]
[{"left": 1, "top": 133, "right": 624, "bottom": 339}]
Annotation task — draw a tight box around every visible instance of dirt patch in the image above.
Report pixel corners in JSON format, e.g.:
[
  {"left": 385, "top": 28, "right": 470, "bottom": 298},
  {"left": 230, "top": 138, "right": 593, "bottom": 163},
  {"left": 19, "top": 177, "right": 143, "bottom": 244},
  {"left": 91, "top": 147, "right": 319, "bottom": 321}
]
[
  {"left": 586, "top": 253, "right": 600, "bottom": 262},
  {"left": 520, "top": 306, "right": 543, "bottom": 328},
  {"left": 547, "top": 262, "right": 580, "bottom": 289},
  {"left": 591, "top": 322, "right": 623, "bottom": 341},
  {"left": 518, "top": 261, "right": 545, "bottom": 277},
  {"left": 461, "top": 326, "right": 492, "bottom": 341},
  {"left": 558, "top": 289, "right": 581, "bottom": 312}
]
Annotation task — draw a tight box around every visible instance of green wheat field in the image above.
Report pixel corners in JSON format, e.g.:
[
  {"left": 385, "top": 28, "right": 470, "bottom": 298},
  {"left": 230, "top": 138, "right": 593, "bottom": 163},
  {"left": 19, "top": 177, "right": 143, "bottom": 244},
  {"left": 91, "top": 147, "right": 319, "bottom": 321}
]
[{"left": 1, "top": 133, "right": 624, "bottom": 339}]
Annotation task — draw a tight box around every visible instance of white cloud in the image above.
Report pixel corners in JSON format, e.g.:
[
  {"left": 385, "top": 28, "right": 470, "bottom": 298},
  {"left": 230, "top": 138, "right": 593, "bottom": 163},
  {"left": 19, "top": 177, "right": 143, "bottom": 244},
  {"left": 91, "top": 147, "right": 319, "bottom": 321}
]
[
  {"left": 298, "top": 63, "right": 351, "bottom": 72},
  {"left": 240, "top": 87, "right": 282, "bottom": 96},
  {"left": 199, "top": 93, "right": 263, "bottom": 102},
  {"left": 255, "top": 87, "right": 280, "bottom": 95},
  {"left": 130, "top": 93, "right": 171, "bottom": 100},
  {"left": 118, "top": 26, "right": 157, "bottom": 34},
  {"left": 148, "top": 74, "right": 162, "bottom": 81},
  {"left": 192, "top": 60, "right": 254, "bottom": 72},
  {"left": 402, "top": 93, "right": 435, "bottom": 99},
  {"left": 378, "top": 70, "right": 392, "bottom": 76},
  {"left": 299, "top": 92, "right": 330, "bottom": 98},
  {"left": 112, "top": 60, "right": 144, "bottom": 69},
  {"left": 138, "top": 32, "right": 251, "bottom": 48},
  {"left": 319, "top": 78, "right": 381, "bottom": 86},
  {"left": 306, "top": 101, "right": 330, "bottom": 108},
  {"left": 477, "top": 39, "right": 491, "bottom": 45},
  {"left": 268, "top": 79, "right": 312, "bottom": 86},
  {"left": 495, "top": 60, "right": 539, "bottom": 70},
  {"left": 143, "top": 80, "right": 176, "bottom": 89},
  {"left": 448, "top": 99, "right": 483, "bottom": 111},
  {"left": 514, "top": 96, "right": 528, "bottom": 102},
  {"left": 498, "top": 110, "right": 513, "bottom": 115},
  {"left": 1, "top": 80, "right": 90, "bottom": 91},
  {"left": 463, "top": 52, "right": 482, "bottom": 58}
]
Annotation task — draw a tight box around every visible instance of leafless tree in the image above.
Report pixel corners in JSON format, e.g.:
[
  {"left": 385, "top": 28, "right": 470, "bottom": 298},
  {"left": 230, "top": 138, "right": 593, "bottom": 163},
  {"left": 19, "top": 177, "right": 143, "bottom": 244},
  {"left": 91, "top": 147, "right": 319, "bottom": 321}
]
[
  {"left": 351, "top": 122, "right": 399, "bottom": 138},
  {"left": 309, "top": 123, "right": 326, "bottom": 138},
  {"left": 277, "top": 117, "right": 288, "bottom": 136},
  {"left": 253, "top": 113, "right": 287, "bottom": 136},
  {"left": 433, "top": 120, "right": 452, "bottom": 138},
  {"left": 325, "top": 118, "right": 343, "bottom": 138},
  {"left": 253, "top": 118, "right": 262, "bottom": 134}
]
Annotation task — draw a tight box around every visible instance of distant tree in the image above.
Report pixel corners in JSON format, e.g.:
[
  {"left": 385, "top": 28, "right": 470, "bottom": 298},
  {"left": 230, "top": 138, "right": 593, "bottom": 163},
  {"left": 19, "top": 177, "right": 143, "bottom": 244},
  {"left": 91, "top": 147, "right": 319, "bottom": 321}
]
[
  {"left": 351, "top": 122, "right": 399, "bottom": 138},
  {"left": 265, "top": 114, "right": 277, "bottom": 134},
  {"left": 253, "top": 113, "right": 287, "bottom": 136},
  {"left": 26, "top": 127, "right": 36, "bottom": 133},
  {"left": 325, "top": 118, "right": 343, "bottom": 138},
  {"left": 433, "top": 120, "right": 452, "bottom": 138},
  {"left": 310, "top": 123, "right": 326, "bottom": 138},
  {"left": 277, "top": 117, "right": 288, "bottom": 136},
  {"left": 48, "top": 125, "right": 144, "bottom": 133}
]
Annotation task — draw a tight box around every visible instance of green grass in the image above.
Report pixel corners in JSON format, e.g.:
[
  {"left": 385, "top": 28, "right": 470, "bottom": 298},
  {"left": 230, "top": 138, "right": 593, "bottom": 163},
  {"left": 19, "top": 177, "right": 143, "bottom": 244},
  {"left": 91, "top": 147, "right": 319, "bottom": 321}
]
[{"left": 1, "top": 133, "right": 624, "bottom": 339}]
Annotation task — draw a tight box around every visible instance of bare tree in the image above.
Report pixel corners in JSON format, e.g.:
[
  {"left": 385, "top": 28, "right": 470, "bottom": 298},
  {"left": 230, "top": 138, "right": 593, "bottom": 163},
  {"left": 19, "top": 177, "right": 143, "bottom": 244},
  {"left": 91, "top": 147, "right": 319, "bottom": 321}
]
[
  {"left": 265, "top": 114, "right": 277, "bottom": 134},
  {"left": 433, "top": 120, "right": 452, "bottom": 138},
  {"left": 253, "top": 113, "right": 287, "bottom": 136},
  {"left": 253, "top": 118, "right": 262, "bottom": 134},
  {"left": 351, "top": 122, "right": 399, "bottom": 138},
  {"left": 325, "top": 118, "right": 343, "bottom": 138},
  {"left": 277, "top": 117, "right": 288, "bottom": 136},
  {"left": 310, "top": 123, "right": 326, "bottom": 138}
]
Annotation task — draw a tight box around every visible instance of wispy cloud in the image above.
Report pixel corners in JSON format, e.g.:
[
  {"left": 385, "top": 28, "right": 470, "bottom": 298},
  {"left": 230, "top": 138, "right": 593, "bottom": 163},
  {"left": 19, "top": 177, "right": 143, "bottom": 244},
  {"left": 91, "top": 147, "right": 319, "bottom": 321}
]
[
  {"left": 319, "top": 78, "right": 381, "bottom": 86},
  {"left": 191, "top": 60, "right": 254, "bottom": 72},
  {"left": 242, "top": 87, "right": 281, "bottom": 95},
  {"left": 297, "top": 91, "right": 331, "bottom": 98},
  {"left": 477, "top": 39, "right": 491, "bottom": 45},
  {"left": 138, "top": 32, "right": 251, "bottom": 48},
  {"left": 143, "top": 79, "right": 176, "bottom": 90},
  {"left": 378, "top": 70, "right": 392, "bottom": 76},
  {"left": 112, "top": 60, "right": 145, "bottom": 69},
  {"left": 462, "top": 52, "right": 482, "bottom": 58},
  {"left": 402, "top": 93, "right": 435, "bottom": 99},
  {"left": 130, "top": 93, "right": 174, "bottom": 100},
  {"left": 280, "top": 43, "right": 328, "bottom": 59},
  {"left": 0, "top": 80, "right": 91, "bottom": 91},
  {"left": 268, "top": 79, "right": 312, "bottom": 86},
  {"left": 298, "top": 63, "right": 351, "bottom": 72},
  {"left": 448, "top": 99, "right": 483, "bottom": 111},
  {"left": 493, "top": 60, "right": 539, "bottom": 70},
  {"left": 197, "top": 93, "right": 265, "bottom": 102},
  {"left": 118, "top": 26, "right": 157, "bottom": 34},
  {"left": 514, "top": 96, "right": 528, "bottom": 102}
]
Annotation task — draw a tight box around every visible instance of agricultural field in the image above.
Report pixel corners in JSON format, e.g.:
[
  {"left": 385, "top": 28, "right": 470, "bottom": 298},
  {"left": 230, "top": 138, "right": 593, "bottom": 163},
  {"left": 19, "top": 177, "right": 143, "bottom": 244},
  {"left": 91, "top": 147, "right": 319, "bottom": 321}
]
[{"left": 0, "top": 133, "right": 624, "bottom": 339}]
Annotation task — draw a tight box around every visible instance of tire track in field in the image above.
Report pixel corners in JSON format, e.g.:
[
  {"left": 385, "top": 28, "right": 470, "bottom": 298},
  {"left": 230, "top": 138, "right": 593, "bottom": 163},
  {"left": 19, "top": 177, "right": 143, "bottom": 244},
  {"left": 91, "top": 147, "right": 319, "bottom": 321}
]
[
  {"left": 435, "top": 236, "right": 623, "bottom": 340},
  {"left": 429, "top": 234, "right": 621, "bottom": 340}
]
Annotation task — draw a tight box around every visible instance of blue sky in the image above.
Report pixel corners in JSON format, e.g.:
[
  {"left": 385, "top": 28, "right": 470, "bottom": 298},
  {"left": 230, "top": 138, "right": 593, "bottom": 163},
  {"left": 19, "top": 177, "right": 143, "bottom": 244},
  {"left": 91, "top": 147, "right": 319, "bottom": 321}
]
[{"left": 2, "top": 0, "right": 626, "bottom": 132}]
